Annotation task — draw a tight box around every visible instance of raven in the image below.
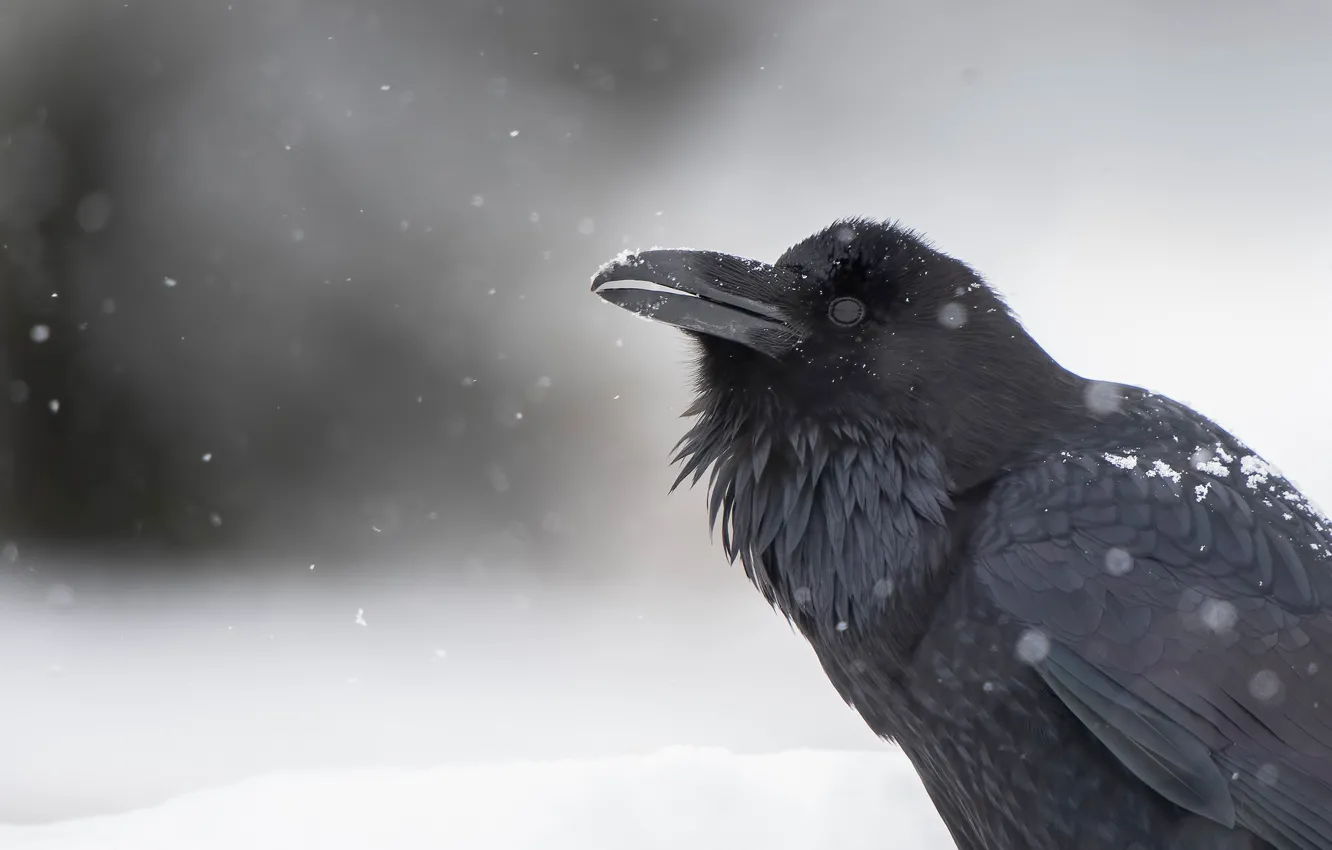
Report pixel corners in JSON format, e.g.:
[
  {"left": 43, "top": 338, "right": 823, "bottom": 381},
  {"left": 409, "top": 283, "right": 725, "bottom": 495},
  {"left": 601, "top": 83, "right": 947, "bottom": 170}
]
[{"left": 590, "top": 219, "right": 1332, "bottom": 850}]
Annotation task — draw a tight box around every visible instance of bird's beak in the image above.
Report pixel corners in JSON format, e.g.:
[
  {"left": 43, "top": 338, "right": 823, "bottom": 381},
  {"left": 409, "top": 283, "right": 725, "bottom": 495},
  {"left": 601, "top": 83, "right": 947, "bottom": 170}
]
[{"left": 590, "top": 249, "right": 802, "bottom": 357}]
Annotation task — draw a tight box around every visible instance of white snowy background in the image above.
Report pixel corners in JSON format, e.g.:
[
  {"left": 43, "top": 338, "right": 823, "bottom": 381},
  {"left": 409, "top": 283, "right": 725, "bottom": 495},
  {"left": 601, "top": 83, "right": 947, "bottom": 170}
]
[{"left": 2, "top": 0, "right": 1330, "bottom": 848}]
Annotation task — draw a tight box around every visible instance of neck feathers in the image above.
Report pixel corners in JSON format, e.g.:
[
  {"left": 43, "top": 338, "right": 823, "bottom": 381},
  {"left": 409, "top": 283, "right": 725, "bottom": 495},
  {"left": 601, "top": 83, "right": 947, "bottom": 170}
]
[{"left": 673, "top": 394, "right": 955, "bottom": 639}]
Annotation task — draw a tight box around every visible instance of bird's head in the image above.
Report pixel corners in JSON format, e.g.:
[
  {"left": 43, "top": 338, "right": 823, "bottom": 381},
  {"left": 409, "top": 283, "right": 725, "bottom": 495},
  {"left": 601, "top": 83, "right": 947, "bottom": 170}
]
[{"left": 592, "top": 218, "right": 1088, "bottom": 489}]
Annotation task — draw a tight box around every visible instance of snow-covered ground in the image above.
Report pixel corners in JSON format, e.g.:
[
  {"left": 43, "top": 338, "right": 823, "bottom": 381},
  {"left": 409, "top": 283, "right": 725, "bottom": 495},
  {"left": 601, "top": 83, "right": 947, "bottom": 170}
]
[
  {"left": 0, "top": 748, "right": 948, "bottom": 850},
  {"left": 0, "top": 566, "right": 894, "bottom": 827}
]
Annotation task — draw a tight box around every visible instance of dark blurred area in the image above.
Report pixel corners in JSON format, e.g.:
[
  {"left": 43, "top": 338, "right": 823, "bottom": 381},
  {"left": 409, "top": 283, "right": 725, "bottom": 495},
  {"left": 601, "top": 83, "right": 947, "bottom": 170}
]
[{"left": 0, "top": 0, "right": 772, "bottom": 577}]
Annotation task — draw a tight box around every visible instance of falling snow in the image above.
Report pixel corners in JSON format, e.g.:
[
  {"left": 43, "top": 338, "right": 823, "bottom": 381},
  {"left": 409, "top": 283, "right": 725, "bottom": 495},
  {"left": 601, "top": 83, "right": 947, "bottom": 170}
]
[
  {"left": 937, "top": 302, "right": 967, "bottom": 330},
  {"left": 1256, "top": 763, "right": 1280, "bottom": 787},
  {"left": 47, "top": 584, "right": 75, "bottom": 606},
  {"left": 1104, "top": 547, "right": 1133, "bottom": 576},
  {"left": 76, "top": 192, "right": 112, "bottom": 232},
  {"left": 1199, "top": 598, "right": 1238, "bottom": 634},
  {"left": 1249, "top": 669, "right": 1281, "bottom": 702},
  {"left": 1014, "top": 629, "right": 1051, "bottom": 665},
  {"left": 1083, "top": 381, "right": 1124, "bottom": 416}
]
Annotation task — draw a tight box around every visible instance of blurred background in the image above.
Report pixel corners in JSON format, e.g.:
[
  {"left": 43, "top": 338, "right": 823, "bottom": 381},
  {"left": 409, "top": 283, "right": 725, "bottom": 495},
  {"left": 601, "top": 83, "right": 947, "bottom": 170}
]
[{"left": 2, "top": 0, "right": 1330, "bottom": 829}]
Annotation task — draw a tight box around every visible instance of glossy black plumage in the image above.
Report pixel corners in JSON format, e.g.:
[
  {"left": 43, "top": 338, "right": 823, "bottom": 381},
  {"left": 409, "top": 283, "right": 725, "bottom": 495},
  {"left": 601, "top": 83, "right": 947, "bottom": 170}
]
[{"left": 591, "top": 218, "right": 1332, "bottom": 849}]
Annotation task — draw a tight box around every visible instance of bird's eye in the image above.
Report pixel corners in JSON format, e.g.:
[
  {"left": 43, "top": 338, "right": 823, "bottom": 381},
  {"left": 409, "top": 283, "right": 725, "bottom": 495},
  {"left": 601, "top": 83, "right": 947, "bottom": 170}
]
[{"left": 828, "top": 297, "right": 866, "bottom": 327}]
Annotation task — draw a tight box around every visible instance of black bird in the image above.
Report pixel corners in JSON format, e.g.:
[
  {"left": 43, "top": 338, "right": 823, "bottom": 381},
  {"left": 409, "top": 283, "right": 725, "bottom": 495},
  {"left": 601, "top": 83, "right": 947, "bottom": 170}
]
[{"left": 590, "top": 218, "right": 1332, "bottom": 850}]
